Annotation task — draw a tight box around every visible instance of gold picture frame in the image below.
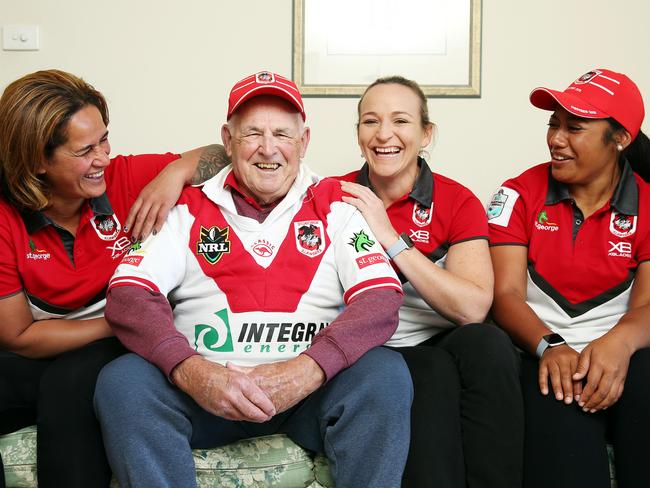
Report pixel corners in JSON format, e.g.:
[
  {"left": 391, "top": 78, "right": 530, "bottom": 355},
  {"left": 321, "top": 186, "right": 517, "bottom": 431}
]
[{"left": 292, "top": 0, "right": 482, "bottom": 97}]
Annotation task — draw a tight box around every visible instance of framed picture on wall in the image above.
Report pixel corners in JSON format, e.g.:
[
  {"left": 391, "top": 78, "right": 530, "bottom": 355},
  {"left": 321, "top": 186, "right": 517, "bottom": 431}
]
[{"left": 292, "top": 0, "right": 482, "bottom": 97}]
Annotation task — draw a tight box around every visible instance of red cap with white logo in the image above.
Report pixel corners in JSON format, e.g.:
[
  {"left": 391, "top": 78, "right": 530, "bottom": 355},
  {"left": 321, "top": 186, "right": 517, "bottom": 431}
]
[
  {"left": 227, "top": 71, "right": 306, "bottom": 121},
  {"left": 529, "top": 68, "right": 645, "bottom": 139}
]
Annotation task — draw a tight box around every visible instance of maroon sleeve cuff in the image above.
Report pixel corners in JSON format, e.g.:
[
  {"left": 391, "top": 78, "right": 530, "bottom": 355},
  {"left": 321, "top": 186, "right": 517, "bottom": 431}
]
[
  {"left": 150, "top": 337, "right": 199, "bottom": 379},
  {"left": 302, "top": 288, "right": 402, "bottom": 381},
  {"left": 106, "top": 286, "right": 197, "bottom": 379},
  {"left": 302, "top": 338, "right": 348, "bottom": 381}
]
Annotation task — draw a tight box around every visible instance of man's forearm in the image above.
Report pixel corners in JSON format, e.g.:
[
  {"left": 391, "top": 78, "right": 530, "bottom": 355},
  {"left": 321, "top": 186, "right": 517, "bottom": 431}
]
[
  {"left": 105, "top": 286, "right": 197, "bottom": 377},
  {"left": 303, "top": 288, "right": 402, "bottom": 380}
]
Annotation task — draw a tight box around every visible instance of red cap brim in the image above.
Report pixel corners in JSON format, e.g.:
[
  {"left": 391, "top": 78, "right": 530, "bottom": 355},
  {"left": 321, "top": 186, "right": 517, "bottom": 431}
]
[{"left": 529, "top": 87, "right": 609, "bottom": 119}]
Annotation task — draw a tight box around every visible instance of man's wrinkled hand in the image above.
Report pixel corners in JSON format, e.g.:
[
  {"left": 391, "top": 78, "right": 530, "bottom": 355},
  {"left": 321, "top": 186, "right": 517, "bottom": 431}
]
[
  {"left": 227, "top": 355, "right": 325, "bottom": 414},
  {"left": 171, "top": 356, "right": 276, "bottom": 422}
]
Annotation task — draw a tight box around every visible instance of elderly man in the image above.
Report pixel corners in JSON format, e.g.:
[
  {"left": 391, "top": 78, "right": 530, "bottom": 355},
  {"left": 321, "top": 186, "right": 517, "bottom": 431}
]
[{"left": 94, "top": 71, "right": 412, "bottom": 488}]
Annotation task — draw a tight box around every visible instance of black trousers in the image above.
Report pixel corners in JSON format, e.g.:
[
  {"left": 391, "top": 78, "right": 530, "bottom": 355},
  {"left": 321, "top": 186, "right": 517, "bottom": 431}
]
[
  {"left": 0, "top": 337, "right": 126, "bottom": 488},
  {"left": 392, "top": 323, "right": 524, "bottom": 488},
  {"left": 521, "top": 348, "right": 650, "bottom": 488}
]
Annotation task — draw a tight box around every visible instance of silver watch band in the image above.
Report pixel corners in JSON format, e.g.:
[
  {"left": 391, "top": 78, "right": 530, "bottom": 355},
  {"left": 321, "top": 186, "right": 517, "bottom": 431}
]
[
  {"left": 535, "top": 337, "right": 549, "bottom": 358},
  {"left": 386, "top": 236, "right": 409, "bottom": 259}
]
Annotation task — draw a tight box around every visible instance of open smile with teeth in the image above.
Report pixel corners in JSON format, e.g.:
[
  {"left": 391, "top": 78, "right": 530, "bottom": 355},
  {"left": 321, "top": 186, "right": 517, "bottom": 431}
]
[
  {"left": 85, "top": 170, "right": 105, "bottom": 179},
  {"left": 374, "top": 147, "right": 401, "bottom": 155},
  {"left": 255, "top": 162, "right": 280, "bottom": 170}
]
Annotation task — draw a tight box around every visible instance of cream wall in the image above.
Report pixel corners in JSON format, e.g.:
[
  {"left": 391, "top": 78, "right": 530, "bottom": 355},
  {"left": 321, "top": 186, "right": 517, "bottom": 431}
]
[{"left": 1, "top": 0, "right": 649, "bottom": 203}]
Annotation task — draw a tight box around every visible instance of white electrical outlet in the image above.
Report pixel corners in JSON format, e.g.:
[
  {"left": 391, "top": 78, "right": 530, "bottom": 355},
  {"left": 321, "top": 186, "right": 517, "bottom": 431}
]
[{"left": 2, "top": 25, "right": 40, "bottom": 51}]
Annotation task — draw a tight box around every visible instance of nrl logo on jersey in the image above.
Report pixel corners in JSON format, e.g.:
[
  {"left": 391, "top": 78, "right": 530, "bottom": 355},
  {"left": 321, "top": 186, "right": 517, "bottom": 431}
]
[
  {"left": 412, "top": 202, "right": 432, "bottom": 227},
  {"left": 197, "top": 225, "right": 231, "bottom": 264},
  {"left": 294, "top": 220, "right": 325, "bottom": 257},
  {"left": 92, "top": 214, "right": 121, "bottom": 241},
  {"left": 609, "top": 212, "right": 637, "bottom": 238}
]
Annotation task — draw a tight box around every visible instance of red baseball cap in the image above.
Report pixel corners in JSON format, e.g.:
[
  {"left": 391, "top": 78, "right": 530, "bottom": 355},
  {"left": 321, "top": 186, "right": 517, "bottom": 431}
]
[
  {"left": 529, "top": 68, "right": 645, "bottom": 140},
  {"left": 227, "top": 71, "right": 306, "bottom": 121}
]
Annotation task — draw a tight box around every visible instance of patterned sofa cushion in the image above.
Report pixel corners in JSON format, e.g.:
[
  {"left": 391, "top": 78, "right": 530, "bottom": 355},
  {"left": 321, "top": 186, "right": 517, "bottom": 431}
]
[{"left": 0, "top": 426, "right": 333, "bottom": 488}]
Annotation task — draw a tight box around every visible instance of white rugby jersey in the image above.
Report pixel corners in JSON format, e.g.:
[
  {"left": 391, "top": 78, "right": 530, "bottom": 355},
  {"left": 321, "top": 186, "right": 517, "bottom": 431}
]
[{"left": 109, "top": 164, "right": 401, "bottom": 366}]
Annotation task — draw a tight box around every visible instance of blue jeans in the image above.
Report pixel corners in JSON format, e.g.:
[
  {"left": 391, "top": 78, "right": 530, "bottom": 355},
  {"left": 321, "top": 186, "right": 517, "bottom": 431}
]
[{"left": 94, "top": 347, "right": 412, "bottom": 488}]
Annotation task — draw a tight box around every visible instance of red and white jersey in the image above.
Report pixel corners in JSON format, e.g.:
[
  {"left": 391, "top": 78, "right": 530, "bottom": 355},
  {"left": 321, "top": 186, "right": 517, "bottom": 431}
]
[
  {"left": 488, "top": 161, "right": 650, "bottom": 351},
  {"left": 0, "top": 153, "right": 177, "bottom": 321},
  {"left": 110, "top": 164, "right": 401, "bottom": 366},
  {"left": 339, "top": 158, "right": 488, "bottom": 346}
]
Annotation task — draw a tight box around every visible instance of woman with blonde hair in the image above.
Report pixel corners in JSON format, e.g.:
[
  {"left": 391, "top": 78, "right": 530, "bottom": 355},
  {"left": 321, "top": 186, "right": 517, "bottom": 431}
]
[{"left": 338, "top": 76, "right": 523, "bottom": 487}]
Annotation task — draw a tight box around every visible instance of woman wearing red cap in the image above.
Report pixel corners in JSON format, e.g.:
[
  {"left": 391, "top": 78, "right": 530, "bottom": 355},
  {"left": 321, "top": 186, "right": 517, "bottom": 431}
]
[
  {"left": 489, "top": 68, "right": 650, "bottom": 488},
  {"left": 338, "top": 76, "right": 524, "bottom": 488}
]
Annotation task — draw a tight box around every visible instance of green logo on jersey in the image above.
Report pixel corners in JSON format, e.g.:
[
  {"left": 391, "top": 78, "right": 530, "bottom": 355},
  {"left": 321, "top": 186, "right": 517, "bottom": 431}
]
[
  {"left": 193, "top": 309, "right": 234, "bottom": 352},
  {"left": 537, "top": 210, "right": 549, "bottom": 224},
  {"left": 348, "top": 230, "right": 375, "bottom": 252}
]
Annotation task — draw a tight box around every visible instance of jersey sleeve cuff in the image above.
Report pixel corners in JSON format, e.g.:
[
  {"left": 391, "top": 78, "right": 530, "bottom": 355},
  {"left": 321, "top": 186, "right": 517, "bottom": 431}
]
[
  {"left": 150, "top": 337, "right": 199, "bottom": 379},
  {"left": 301, "top": 337, "right": 348, "bottom": 382}
]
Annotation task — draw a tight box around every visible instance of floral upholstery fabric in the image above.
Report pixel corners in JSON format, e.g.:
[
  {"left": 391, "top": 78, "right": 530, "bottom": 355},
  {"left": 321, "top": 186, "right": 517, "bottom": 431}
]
[
  {"left": 0, "top": 426, "right": 333, "bottom": 488},
  {"left": 0, "top": 425, "right": 617, "bottom": 487}
]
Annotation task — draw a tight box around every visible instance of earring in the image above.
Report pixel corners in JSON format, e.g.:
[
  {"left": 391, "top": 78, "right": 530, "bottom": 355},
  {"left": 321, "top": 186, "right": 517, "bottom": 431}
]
[{"left": 617, "top": 143, "right": 624, "bottom": 152}]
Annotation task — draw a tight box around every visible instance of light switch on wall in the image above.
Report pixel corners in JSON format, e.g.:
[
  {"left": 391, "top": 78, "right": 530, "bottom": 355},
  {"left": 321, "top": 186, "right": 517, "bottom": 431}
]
[{"left": 2, "top": 25, "right": 40, "bottom": 51}]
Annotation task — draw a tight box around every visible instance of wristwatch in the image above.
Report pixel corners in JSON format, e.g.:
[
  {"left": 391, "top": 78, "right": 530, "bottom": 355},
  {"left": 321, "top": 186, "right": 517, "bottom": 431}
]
[
  {"left": 385, "top": 232, "right": 414, "bottom": 259},
  {"left": 535, "top": 333, "right": 566, "bottom": 358}
]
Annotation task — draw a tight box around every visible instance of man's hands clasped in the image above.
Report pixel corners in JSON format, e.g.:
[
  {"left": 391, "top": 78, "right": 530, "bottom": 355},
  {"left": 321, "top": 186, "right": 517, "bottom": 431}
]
[{"left": 172, "top": 354, "right": 325, "bottom": 423}]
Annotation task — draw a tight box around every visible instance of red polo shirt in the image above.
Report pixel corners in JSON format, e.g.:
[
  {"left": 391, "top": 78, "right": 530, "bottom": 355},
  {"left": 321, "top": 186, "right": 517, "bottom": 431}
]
[
  {"left": 338, "top": 158, "right": 488, "bottom": 346},
  {"left": 488, "top": 160, "right": 650, "bottom": 351},
  {"left": 0, "top": 153, "right": 178, "bottom": 320}
]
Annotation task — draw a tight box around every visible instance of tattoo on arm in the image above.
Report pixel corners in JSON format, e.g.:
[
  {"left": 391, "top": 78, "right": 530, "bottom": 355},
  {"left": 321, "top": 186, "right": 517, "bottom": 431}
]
[{"left": 190, "top": 144, "right": 231, "bottom": 185}]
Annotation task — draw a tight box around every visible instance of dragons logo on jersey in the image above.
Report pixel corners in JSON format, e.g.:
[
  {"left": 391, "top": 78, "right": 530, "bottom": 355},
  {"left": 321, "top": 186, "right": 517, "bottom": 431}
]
[
  {"left": 349, "top": 230, "right": 375, "bottom": 252},
  {"left": 412, "top": 202, "right": 432, "bottom": 227},
  {"left": 197, "top": 226, "right": 231, "bottom": 264},
  {"left": 294, "top": 220, "right": 325, "bottom": 257},
  {"left": 610, "top": 212, "right": 637, "bottom": 238},
  {"left": 193, "top": 309, "right": 234, "bottom": 353},
  {"left": 487, "top": 189, "right": 508, "bottom": 220},
  {"left": 92, "top": 214, "right": 121, "bottom": 241}
]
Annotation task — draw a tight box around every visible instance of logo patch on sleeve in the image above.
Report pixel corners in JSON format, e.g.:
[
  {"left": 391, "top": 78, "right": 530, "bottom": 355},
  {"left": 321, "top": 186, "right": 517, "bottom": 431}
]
[
  {"left": 197, "top": 226, "right": 231, "bottom": 264},
  {"left": 487, "top": 187, "right": 520, "bottom": 226},
  {"left": 121, "top": 255, "right": 144, "bottom": 267},
  {"left": 294, "top": 220, "right": 325, "bottom": 257},
  {"left": 356, "top": 252, "right": 388, "bottom": 269},
  {"left": 348, "top": 230, "right": 376, "bottom": 252}
]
